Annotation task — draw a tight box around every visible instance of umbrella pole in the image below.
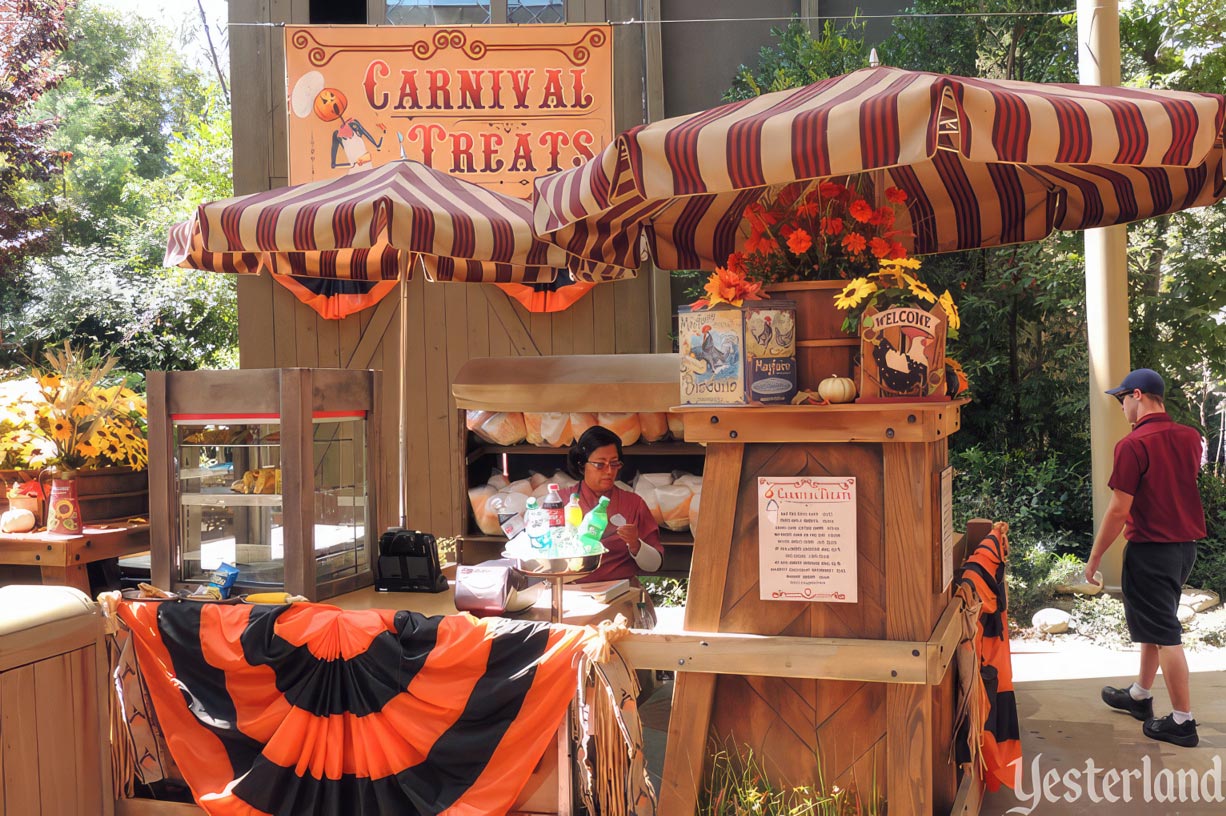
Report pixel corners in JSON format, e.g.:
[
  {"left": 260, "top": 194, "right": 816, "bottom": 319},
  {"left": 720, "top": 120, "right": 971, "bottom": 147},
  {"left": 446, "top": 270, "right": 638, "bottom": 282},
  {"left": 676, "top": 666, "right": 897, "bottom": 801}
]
[{"left": 398, "top": 254, "right": 410, "bottom": 528}]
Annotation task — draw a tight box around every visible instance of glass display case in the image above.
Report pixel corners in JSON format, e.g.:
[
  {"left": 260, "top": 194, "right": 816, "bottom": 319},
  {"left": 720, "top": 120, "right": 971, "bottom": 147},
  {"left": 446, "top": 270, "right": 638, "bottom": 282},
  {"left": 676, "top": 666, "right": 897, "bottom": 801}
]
[{"left": 147, "top": 369, "right": 381, "bottom": 600}]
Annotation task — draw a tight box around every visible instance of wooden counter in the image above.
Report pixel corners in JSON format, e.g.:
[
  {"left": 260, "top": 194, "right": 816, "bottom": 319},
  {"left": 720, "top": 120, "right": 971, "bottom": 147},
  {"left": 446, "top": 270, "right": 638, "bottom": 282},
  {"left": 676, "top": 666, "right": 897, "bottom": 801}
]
[
  {"left": 0, "top": 521, "right": 150, "bottom": 594},
  {"left": 329, "top": 580, "right": 640, "bottom": 627}
]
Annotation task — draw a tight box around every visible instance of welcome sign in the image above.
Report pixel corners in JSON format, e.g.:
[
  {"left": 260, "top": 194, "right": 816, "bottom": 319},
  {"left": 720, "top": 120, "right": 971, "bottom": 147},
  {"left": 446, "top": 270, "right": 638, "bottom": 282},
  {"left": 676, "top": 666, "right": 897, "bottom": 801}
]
[{"left": 285, "top": 25, "right": 615, "bottom": 192}]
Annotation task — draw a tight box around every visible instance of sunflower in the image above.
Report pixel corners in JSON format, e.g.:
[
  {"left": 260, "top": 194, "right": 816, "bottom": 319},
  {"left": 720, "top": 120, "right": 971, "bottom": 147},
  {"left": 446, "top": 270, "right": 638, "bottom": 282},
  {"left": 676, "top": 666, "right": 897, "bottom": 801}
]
[
  {"left": 834, "top": 277, "right": 878, "bottom": 310},
  {"left": 907, "top": 277, "right": 937, "bottom": 303},
  {"left": 939, "top": 289, "right": 961, "bottom": 330},
  {"left": 50, "top": 417, "right": 72, "bottom": 441}
]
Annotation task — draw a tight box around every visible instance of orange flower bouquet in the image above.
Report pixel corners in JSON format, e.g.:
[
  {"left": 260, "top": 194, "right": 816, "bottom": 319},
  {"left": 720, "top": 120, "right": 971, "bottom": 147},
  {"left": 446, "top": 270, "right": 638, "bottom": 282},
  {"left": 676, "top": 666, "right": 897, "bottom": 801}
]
[
  {"left": 689, "top": 265, "right": 767, "bottom": 311},
  {"left": 731, "top": 179, "right": 911, "bottom": 285}
]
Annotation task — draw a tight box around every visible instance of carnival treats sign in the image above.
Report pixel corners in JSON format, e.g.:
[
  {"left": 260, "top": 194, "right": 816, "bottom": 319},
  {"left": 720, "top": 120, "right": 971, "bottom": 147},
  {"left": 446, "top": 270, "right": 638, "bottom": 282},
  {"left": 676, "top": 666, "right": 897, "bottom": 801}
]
[
  {"left": 757, "top": 476, "right": 857, "bottom": 603},
  {"left": 285, "top": 25, "right": 614, "bottom": 191},
  {"left": 858, "top": 304, "right": 947, "bottom": 401}
]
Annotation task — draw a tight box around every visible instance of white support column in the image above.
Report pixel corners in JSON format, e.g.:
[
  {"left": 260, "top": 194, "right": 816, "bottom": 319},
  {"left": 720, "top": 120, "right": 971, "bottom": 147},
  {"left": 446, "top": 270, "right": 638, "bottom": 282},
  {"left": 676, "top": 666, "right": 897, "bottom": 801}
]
[{"left": 1079, "top": 0, "right": 1130, "bottom": 589}]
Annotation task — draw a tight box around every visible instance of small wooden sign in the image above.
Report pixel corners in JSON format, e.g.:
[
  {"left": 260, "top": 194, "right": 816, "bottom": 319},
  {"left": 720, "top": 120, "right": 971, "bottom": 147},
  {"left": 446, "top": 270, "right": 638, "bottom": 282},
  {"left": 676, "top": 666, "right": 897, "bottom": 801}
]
[
  {"left": 857, "top": 303, "right": 947, "bottom": 401},
  {"left": 757, "top": 476, "right": 857, "bottom": 603},
  {"left": 938, "top": 466, "right": 954, "bottom": 592}
]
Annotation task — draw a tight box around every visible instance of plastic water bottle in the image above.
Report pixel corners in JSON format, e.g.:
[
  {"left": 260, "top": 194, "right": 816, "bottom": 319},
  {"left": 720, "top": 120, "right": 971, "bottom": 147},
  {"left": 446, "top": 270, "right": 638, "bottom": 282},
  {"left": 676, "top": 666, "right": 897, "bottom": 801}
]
[
  {"left": 543, "top": 483, "right": 565, "bottom": 528},
  {"left": 564, "top": 493, "right": 582, "bottom": 529},
  {"left": 490, "top": 496, "right": 525, "bottom": 539},
  {"left": 578, "top": 495, "right": 611, "bottom": 544},
  {"left": 524, "top": 497, "right": 550, "bottom": 550}
]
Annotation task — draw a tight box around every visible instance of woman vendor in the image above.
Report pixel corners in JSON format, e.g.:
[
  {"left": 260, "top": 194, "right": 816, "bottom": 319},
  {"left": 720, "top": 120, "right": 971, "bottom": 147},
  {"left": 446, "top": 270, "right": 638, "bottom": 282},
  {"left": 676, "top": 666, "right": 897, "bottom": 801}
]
[{"left": 565, "top": 425, "right": 664, "bottom": 583}]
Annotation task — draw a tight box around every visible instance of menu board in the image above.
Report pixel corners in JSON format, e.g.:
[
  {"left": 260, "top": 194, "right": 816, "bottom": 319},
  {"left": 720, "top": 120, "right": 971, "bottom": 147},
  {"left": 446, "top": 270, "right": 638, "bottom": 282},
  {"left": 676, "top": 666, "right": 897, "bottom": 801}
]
[{"left": 758, "top": 476, "right": 857, "bottom": 603}]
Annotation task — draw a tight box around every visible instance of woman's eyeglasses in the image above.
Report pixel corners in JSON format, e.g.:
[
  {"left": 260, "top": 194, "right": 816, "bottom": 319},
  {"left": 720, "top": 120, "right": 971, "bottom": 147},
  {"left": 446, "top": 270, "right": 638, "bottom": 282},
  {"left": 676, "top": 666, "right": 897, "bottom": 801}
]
[{"left": 586, "top": 460, "right": 623, "bottom": 472}]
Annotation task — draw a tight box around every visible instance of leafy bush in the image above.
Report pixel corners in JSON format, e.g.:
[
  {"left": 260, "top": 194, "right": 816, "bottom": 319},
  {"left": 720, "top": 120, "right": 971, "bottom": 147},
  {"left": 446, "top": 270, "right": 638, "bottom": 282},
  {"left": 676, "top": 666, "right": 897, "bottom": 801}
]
[
  {"left": 643, "top": 576, "right": 688, "bottom": 608},
  {"left": 1070, "top": 595, "right": 1132, "bottom": 649},
  {"left": 952, "top": 445, "right": 1092, "bottom": 548},
  {"left": 1189, "top": 473, "right": 1226, "bottom": 598},
  {"left": 1004, "top": 537, "right": 1083, "bottom": 626}
]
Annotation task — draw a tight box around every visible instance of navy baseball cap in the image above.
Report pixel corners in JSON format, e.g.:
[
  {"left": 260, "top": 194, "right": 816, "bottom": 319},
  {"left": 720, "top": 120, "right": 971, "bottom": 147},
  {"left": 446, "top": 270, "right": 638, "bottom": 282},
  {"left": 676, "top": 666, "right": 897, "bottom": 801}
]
[{"left": 1105, "top": 368, "right": 1165, "bottom": 399}]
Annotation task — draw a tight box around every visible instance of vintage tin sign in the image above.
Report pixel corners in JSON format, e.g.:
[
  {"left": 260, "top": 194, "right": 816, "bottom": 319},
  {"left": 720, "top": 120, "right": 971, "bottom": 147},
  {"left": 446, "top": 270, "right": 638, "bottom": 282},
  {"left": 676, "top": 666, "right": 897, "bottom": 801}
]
[
  {"left": 679, "top": 308, "right": 746, "bottom": 405},
  {"left": 743, "top": 301, "right": 797, "bottom": 405},
  {"left": 678, "top": 300, "right": 797, "bottom": 406}
]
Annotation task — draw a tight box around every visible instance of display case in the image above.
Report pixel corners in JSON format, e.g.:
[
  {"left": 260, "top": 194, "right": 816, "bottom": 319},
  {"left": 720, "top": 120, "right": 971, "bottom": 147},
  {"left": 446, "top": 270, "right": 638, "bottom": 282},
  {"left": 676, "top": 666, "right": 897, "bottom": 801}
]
[{"left": 147, "top": 369, "right": 380, "bottom": 601}]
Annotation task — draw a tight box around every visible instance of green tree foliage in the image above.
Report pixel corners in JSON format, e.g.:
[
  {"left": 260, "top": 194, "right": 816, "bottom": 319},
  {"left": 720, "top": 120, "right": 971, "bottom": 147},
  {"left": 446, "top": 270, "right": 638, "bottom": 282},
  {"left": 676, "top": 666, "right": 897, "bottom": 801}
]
[
  {"left": 1, "top": 2, "right": 236, "bottom": 373},
  {"left": 0, "top": 0, "right": 73, "bottom": 275},
  {"left": 724, "top": 20, "right": 869, "bottom": 102}
]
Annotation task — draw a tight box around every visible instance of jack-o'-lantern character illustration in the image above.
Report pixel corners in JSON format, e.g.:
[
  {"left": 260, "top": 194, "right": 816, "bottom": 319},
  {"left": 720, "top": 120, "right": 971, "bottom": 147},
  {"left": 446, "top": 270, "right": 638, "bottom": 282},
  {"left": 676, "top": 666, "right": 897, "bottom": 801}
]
[{"left": 291, "top": 71, "right": 384, "bottom": 170}]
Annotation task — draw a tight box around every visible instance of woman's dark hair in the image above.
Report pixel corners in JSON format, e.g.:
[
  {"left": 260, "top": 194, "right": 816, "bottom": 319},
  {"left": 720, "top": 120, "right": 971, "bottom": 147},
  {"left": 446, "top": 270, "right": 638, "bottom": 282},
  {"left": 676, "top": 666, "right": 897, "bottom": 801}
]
[{"left": 566, "top": 425, "right": 623, "bottom": 480}]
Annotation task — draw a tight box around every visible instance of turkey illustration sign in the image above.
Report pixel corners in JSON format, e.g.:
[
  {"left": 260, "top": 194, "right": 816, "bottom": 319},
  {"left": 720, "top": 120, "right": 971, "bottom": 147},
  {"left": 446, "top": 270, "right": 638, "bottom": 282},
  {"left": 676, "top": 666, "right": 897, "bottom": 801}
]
[
  {"left": 758, "top": 477, "right": 857, "bottom": 603},
  {"left": 285, "top": 25, "right": 615, "bottom": 193},
  {"left": 857, "top": 304, "right": 948, "bottom": 401}
]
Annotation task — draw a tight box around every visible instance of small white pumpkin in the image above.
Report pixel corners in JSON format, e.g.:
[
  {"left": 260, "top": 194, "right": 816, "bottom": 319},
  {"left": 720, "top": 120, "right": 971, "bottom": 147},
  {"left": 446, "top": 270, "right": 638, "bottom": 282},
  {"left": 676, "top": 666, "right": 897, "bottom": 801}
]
[
  {"left": 817, "top": 375, "right": 856, "bottom": 404},
  {"left": 1, "top": 508, "right": 37, "bottom": 533}
]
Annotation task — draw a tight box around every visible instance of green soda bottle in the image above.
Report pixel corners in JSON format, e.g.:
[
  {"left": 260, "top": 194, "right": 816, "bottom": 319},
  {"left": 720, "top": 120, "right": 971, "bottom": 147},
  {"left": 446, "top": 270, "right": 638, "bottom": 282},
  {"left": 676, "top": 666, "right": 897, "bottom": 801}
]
[{"left": 578, "top": 495, "right": 611, "bottom": 551}]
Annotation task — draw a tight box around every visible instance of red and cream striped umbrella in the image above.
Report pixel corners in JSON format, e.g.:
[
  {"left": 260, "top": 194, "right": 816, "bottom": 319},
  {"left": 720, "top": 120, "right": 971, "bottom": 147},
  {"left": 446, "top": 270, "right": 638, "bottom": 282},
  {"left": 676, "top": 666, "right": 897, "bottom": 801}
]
[
  {"left": 165, "top": 160, "right": 599, "bottom": 283},
  {"left": 534, "top": 66, "right": 1226, "bottom": 279}
]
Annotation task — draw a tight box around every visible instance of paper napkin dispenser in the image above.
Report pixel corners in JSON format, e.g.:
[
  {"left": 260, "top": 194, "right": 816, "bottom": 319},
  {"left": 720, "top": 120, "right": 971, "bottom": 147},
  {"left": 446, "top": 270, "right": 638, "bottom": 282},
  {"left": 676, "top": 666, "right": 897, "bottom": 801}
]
[{"left": 454, "top": 560, "right": 545, "bottom": 617}]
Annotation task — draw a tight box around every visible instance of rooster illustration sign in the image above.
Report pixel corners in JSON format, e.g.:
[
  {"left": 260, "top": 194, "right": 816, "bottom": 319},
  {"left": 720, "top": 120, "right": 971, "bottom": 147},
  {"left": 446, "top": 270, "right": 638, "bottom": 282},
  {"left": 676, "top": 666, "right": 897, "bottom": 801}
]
[
  {"left": 678, "top": 302, "right": 798, "bottom": 406},
  {"left": 857, "top": 304, "right": 948, "bottom": 401}
]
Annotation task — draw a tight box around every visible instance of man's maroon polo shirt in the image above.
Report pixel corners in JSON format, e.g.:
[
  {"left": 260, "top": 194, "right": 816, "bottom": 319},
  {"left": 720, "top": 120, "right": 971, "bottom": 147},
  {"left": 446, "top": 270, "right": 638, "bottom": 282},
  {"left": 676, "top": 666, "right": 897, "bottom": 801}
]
[{"left": 1108, "top": 412, "right": 1206, "bottom": 543}]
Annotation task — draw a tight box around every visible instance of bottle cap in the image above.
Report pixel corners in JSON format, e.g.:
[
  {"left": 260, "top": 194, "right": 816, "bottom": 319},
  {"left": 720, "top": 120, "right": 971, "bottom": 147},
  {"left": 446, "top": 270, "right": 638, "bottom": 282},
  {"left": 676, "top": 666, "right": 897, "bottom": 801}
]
[{"left": 548, "top": 483, "right": 559, "bottom": 491}]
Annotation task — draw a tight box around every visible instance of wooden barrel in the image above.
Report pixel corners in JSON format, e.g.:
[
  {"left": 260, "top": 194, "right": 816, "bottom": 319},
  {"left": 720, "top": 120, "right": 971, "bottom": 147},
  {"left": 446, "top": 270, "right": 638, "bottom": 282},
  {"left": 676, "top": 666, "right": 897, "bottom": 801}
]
[{"left": 763, "top": 281, "right": 857, "bottom": 391}]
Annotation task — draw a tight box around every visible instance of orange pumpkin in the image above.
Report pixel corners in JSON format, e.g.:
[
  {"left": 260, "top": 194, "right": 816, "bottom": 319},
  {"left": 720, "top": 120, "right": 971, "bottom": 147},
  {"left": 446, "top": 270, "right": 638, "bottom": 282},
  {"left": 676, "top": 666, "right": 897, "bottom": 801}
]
[
  {"left": 313, "top": 88, "right": 347, "bottom": 122},
  {"left": 817, "top": 375, "right": 856, "bottom": 403}
]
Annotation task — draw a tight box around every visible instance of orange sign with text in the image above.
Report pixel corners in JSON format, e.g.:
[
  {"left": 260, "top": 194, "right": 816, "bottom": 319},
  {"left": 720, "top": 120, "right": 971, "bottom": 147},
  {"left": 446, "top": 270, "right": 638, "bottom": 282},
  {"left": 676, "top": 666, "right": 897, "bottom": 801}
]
[{"left": 285, "top": 25, "right": 614, "bottom": 194}]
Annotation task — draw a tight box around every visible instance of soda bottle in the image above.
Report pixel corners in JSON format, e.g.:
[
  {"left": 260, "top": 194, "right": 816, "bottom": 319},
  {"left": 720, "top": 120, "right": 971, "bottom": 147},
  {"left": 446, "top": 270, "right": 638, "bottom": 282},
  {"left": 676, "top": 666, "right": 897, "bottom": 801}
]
[
  {"left": 564, "top": 493, "right": 582, "bottom": 529},
  {"left": 490, "top": 496, "right": 525, "bottom": 539},
  {"left": 578, "top": 495, "right": 611, "bottom": 543},
  {"left": 524, "top": 497, "right": 550, "bottom": 550},
  {"left": 543, "top": 483, "right": 565, "bottom": 527}
]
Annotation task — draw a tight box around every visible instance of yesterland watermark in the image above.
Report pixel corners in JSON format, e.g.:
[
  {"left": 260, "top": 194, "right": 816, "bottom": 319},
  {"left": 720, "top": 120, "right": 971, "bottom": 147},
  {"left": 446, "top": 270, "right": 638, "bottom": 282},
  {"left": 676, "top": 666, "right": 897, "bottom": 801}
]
[{"left": 1004, "top": 753, "right": 1224, "bottom": 814}]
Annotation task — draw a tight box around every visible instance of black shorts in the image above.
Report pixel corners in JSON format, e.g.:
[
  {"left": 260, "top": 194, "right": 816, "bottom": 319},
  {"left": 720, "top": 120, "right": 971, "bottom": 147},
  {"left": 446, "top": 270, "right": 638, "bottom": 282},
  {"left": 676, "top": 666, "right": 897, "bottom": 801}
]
[{"left": 1121, "top": 541, "right": 1197, "bottom": 646}]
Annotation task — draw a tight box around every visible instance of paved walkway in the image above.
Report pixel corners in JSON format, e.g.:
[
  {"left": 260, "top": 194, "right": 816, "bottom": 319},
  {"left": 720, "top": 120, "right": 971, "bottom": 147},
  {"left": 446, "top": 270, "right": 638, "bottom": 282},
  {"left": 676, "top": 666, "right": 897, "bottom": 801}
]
[{"left": 983, "top": 640, "right": 1226, "bottom": 815}]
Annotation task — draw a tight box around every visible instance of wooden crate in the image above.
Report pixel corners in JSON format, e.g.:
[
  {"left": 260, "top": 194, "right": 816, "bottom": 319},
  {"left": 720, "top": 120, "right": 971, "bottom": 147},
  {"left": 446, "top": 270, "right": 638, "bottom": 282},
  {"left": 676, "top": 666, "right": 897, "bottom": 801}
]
[{"left": 0, "top": 585, "right": 113, "bottom": 816}]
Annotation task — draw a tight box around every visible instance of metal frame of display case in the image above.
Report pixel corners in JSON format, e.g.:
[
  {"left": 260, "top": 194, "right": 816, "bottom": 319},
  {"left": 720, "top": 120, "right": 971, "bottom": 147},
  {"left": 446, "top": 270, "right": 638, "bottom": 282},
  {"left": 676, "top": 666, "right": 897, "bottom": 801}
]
[{"left": 146, "top": 368, "right": 381, "bottom": 601}]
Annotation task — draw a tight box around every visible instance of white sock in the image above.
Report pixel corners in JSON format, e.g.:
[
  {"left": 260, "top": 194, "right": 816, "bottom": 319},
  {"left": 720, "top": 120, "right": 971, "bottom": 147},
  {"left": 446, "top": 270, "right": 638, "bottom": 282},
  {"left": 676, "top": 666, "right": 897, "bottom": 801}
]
[
  {"left": 1129, "top": 683, "right": 1153, "bottom": 701},
  {"left": 1172, "top": 710, "right": 1194, "bottom": 725}
]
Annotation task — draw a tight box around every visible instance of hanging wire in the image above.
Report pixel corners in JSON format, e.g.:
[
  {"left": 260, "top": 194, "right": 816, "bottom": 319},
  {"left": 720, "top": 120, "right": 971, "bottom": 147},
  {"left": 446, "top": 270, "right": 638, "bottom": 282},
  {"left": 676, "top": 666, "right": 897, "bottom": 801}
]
[{"left": 221, "top": 10, "right": 1078, "bottom": 28}]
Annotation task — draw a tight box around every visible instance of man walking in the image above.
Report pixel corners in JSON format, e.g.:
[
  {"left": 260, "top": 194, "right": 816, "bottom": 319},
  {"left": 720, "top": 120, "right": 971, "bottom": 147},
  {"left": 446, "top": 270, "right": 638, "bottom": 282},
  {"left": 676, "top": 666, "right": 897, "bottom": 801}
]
[{"left": 1086, "top": 368, "right": 1206, "bottom": 747}]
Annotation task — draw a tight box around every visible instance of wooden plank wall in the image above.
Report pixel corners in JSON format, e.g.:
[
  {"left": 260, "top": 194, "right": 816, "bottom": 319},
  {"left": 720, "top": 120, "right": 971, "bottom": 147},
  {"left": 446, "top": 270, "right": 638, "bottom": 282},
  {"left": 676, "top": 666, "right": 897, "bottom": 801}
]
[{"left": 230, "top": 1, "right": 660, "bottom": 540}]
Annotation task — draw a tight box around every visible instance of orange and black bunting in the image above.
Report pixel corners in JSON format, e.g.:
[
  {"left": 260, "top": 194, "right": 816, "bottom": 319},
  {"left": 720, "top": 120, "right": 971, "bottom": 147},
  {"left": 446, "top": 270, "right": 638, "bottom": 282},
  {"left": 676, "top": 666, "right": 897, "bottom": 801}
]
[
  {"left": 955, "top": 523, "right": 1022, "bottom": 792},
  {"left": 118, "top": 600, "right": 595, "bottom": 816},
  {"left": 496, "top": 268, "right": 594, "bottom": 313},
  {"left": 273, "top": 276, "right": 398, "bottom": 320}
]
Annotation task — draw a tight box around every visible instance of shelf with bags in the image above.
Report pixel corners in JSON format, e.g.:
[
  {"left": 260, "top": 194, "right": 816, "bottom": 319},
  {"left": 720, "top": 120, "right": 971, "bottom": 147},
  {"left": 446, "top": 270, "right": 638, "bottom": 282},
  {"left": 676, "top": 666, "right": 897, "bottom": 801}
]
[{"left": 465, "top": 441, "right": 704, "bottom": 465}]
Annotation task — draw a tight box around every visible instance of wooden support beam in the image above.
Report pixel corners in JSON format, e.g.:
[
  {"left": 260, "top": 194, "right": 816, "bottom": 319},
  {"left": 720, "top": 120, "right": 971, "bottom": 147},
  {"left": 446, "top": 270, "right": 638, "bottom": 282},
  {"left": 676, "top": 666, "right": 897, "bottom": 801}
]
[
  {"left": 678, "top": 401, "right": 965, "bottom": 444},
  {"left": 616, "top": 596, "right": 963, "bottom": 685},
  {"left": 659, "top": 443, "right": 744, "bottom": 816}
]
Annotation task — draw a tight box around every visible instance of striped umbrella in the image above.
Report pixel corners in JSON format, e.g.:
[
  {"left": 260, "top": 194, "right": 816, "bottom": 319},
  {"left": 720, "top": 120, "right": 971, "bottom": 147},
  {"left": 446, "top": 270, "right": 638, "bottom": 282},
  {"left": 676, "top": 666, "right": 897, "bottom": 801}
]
[
  {"left": 164, "top": 159, "right": 597, "bottom": 283},
  {"left": 533, "top": 66, "right": 1226, "bottom": 278},
  {"left": 163, "top": 160, "right": 629, "bottom": 529}
]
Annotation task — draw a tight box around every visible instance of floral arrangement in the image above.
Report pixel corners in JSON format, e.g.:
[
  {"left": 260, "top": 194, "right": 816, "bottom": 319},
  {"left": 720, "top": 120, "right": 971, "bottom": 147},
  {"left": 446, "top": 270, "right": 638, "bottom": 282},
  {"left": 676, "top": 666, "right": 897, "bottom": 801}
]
[
  {"left": 689, "top": 265, "right": 766, "bottom": 310},
  {"left": 683, "top": 174, "right": 971, "bottom": 397},
  {"left": 832, "top": 256, "right": 962, "bottom": 338},
  {"left": 0, "top": 343, "right": 148, "bottom": 473},
  {"left": 733, "top": 179, "right": 910, "bottom": 285}
]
